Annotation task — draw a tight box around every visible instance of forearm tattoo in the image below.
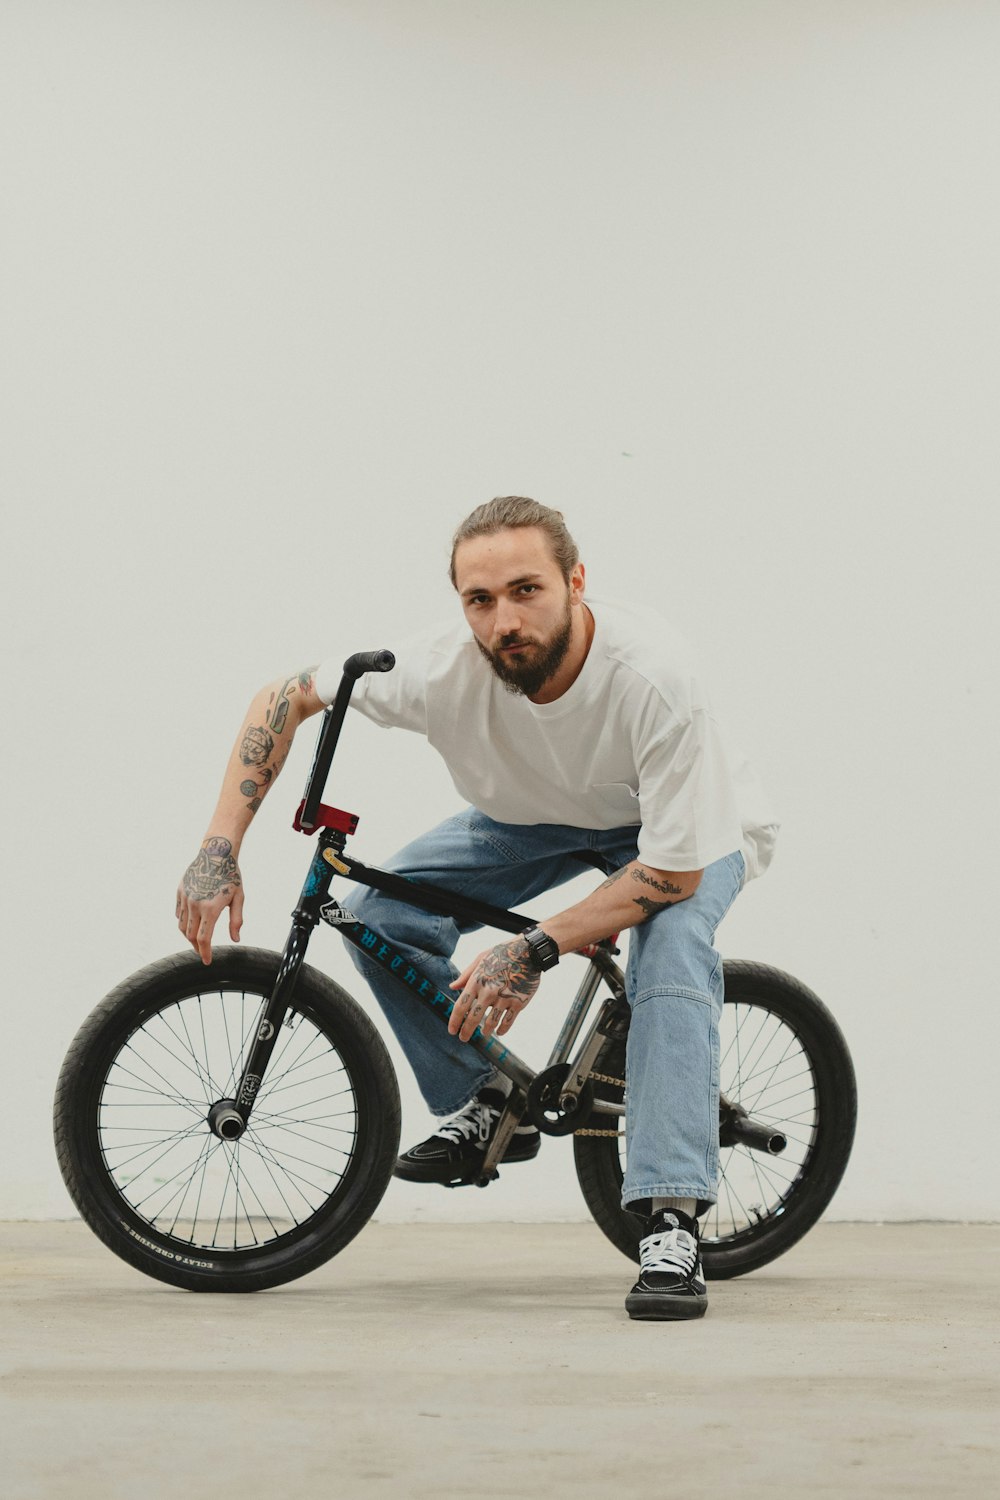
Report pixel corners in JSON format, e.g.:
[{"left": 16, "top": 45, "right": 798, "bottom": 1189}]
[
  {"left": 183, "top": 837, "right": 241, "bottom": 902},
  {"left": 475, "top": 938, "right": 540, "bottom": 1001},
  {"left": 631, "top": 866, "right": 683, "bottom": 917},
  {"left": 240, "top": 725, "right": 274, "bottom": 768},
  {"left": 239, "top": 768, "right": 272, "bottom": 816},
  {"left": 237, "top": 666, "right": 316, "bottom": 814},
  {"left": 268, "top": 676, "right": 295, "bottom": 736},
  {"left": 601, "top": 861, "right": 684, "bottom": 920}
]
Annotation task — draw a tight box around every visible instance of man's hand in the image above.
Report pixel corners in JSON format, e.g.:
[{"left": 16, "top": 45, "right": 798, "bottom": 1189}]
[
  {"left": 448, "top": 936, "right": 541, "bottom": 1042},
  {"left": 176, "top": 837, "right": 244, "bottom": 965}
]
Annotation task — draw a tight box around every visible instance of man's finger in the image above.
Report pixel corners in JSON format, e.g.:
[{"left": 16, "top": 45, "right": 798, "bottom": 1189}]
[
  {"left": 459, "top": 1004, "right": 482, "bottom": 1042},
  {"left": 481, "top": 1007, "right": 505, "bottom": 1038},
  {"left": 447, "top": 989, "right": 472, "bottom": 1036},
  {"left": 459, "top": 993, "right": 491, "bottom": 1043},
  {"left": 449, "top": 990, "right": 479, "bottom": 1038},
  {"left": 196, "top": 913, "right": 215, "bottom": 966}
]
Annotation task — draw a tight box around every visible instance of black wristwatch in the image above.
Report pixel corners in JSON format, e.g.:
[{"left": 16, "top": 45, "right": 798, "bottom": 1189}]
[{"left": 521, "top": 925, "right": 560, "bottom": 972}]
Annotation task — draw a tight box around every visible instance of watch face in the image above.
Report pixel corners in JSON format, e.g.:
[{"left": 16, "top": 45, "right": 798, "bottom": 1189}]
[{"left": 525, "top": 927, "right": 557, "bottom": 970}]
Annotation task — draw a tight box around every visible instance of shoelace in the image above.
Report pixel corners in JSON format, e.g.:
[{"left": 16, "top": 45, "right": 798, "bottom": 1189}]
[
  {"left": 640, "top": 1227, "right": 698, "bottom": 1277},
  {"left": 436, "top": 1100, "right": 498, "bottom": 1146}
]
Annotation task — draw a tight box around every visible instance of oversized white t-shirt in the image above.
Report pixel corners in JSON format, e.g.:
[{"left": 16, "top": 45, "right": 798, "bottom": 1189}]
[{"left": 315, "top": 597, "right": 779, "bottom": 881}]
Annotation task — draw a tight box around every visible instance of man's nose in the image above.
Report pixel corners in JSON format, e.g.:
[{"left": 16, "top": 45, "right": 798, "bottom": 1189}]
[{"left": 494, "top": 598, "right": 522, "bottom": 636}]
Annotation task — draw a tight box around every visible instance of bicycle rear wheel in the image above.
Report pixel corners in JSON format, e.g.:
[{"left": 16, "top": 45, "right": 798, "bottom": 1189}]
[
  {"left": 54, "top": 947, "right": 401, "bottom": 1292},
  {"left": 573, "top": 960, "right": 856, "bottom": 1278}
]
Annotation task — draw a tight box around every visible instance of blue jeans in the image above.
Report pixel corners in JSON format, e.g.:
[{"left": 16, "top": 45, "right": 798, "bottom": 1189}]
[{"left": 344, "top": 809, "right": 745, "bottom": 1209}]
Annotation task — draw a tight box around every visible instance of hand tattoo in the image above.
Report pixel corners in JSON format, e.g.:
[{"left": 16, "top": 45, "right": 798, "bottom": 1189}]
[
  {"left": 453, "top": 937, "right": 542, "bottom": 1041},
  {"left": 474, "top": 938, "right": 541, "bottom": 1002},
  {"left": 183, "top": 838, "right": 241, "bottom": 902}
]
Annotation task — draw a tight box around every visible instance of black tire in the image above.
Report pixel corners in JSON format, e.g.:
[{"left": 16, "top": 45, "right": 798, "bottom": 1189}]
[
  {"left": 53, "top": 947, "right": 401, "bottom": 1292},
  {"left": 573, "top": 960, "right": 857, "bottom": 1279}
]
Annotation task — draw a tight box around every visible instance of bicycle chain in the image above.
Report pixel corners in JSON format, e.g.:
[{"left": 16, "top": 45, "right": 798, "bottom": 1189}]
[
  {"left": 588, "top": 1071, "right": 625, "bottom": 1089},
  {"left": 573, "top": 1071, "right": 626, "bottom": 1135}
]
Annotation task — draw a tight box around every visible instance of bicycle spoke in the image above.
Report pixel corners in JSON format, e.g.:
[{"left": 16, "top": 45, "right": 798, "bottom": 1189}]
[
  {"left": 101, "top": 1117, "right": 207, "bottom": 1179},
  {"left": 255, "top": 1029, "right": 336, "bottom": 1096},
  {"left": 129, "top": 1134, "right": 225, "bottom": 1218},
  {"left": 254, "top": 1086, "right": 356, "bottom": 1114},
  {"left": 167, "top": 1132, "right": 219, "bottom": 1237},
  {"left": 235, "top": 1133, "right": 317, "bottom": 1222},
  {"left": 106, "top": 1057, "right": 206, "bottom": 1119},
  {"left": 237, "top": 1132, "right": 328, "bottom": 1214},
  {"left": 248, "top": 1119, "right": 355, "bottom": 1158},
  {"left": 243, "top": 1135, "right": 346, "bottom": 1190},
  {"left": 132, "top": 1022, "right": 223, "bottom": 1106},
  {"left": 168, "top": 1005, "right": 224, "bottom": 1105},
  {"left": 250, "top": 1109, "right": 358, "bottom": 1136}
]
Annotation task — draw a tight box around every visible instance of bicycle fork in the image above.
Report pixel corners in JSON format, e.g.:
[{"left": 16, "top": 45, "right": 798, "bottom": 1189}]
[{"left": 208, "top": 844, "right": 337, "bottom": 1141}]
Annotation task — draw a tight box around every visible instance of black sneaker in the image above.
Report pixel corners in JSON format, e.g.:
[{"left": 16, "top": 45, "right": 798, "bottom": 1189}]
[
  {"left": 625, "top": 1207, "right": 708, "bottom": 1321},
  {"left": 393, "top": 1088, "right": 541, "bottom": 1186}
]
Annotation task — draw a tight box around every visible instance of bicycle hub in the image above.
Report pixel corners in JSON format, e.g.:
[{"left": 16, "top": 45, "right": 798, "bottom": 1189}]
[{"left": 207, "top": 1100, "right": 247, "bottom": 1141}]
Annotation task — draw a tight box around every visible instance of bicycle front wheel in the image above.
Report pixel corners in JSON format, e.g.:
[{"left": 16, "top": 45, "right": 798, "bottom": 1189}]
[
  {"left": 54, "top": 947, "right": 401, "bottom": 1292},
  {"left": 573, "top": 960, "right": 857, "bottom": 1278}
]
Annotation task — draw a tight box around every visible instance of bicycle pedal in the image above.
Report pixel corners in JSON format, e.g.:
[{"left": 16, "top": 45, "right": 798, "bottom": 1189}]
[{"left": 439, "top": 1168, "right": 499, "bottom": 1189}]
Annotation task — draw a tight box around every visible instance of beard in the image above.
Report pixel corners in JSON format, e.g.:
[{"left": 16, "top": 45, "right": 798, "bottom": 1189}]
[{"left": 475, "top": 597, "right": 574, "bottom": 697}]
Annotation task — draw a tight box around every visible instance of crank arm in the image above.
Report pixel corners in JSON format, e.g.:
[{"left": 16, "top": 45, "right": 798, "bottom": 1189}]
[{"left": 479, "top": 1088, "right": 529, "bottom": 1177}]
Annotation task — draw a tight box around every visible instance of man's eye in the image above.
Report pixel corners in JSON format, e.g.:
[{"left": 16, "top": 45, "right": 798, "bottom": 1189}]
[{"left": 518, "top": 585, "right": 537, "bottom": 596}]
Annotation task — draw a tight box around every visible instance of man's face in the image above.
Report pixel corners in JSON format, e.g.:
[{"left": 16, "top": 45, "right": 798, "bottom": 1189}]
[{"left": 453, "top": 527, "right": 583, "bottom": 697}]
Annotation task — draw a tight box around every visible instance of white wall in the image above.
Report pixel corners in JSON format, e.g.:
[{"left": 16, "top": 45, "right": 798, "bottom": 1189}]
[{"left": 4, "top": 0, "right": 998, "bottom": 1223}]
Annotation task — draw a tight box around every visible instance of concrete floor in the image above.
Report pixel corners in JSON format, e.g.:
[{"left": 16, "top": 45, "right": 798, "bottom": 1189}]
[{"left": 2, "top": 1221, "right": 998, "bottom": 1500}]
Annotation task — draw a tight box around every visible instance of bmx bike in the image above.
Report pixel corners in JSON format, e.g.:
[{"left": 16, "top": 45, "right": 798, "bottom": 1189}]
[{"left": 54, "top": 651, "right": 857, "bottom": 1293}]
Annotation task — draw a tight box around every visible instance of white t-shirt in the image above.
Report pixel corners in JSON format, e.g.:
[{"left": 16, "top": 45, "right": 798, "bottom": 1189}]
[{"left": 315, "top": 597, "right": 779, "bottom": 880}]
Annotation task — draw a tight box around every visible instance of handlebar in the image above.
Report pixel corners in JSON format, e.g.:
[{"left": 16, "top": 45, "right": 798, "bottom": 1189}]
[
  {"left": 299, "top": 650, "right": 395, "bottom": 832},
  {"left": 343, "top": 649, "right": 395, "bottom": 680}
]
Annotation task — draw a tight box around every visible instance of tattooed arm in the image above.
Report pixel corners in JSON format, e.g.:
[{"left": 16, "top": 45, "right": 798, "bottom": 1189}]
[
  {"left": 447, "top": 861, "right": 703, "bottom": 1041},
  {"left": 176, "top": 666, "right": 325, "bottom": 965}
]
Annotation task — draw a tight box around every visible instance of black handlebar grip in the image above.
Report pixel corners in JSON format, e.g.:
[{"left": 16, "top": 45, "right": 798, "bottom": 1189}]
[{"left": 343, "top": 649, "right": 395, "bottom": 679}]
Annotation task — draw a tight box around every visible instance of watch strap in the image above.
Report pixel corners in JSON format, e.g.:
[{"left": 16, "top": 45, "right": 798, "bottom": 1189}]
[{"left": 522, "top": 925, "right": 560, "bottom": 972}]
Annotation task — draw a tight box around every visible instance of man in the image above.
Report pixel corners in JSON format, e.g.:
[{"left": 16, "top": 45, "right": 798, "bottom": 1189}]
[{"left": 177, "top": 497, "right": 778, "bottom": 1321}]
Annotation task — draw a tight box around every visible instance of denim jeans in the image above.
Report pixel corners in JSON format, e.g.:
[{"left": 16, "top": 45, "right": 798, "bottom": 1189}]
[{"left": 344, "top": 809, "right": 745, "bottom": 1209}]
